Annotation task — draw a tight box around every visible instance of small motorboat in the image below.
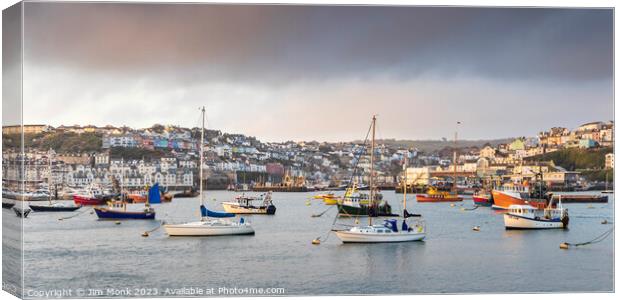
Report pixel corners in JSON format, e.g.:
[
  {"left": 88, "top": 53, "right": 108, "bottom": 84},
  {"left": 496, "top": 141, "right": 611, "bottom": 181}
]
[
  {"left": 13, "top": 206, "right": 32, "bottom": 218},
  {"left": 127, "top": 193, "right": 147, "bottom": 203},
  {"left": 472, "top": 191, "right": 493, "bottom": 206},
  {"left": 2, "top": 202, "right": 15, "bottom": 209},
  {"left": 94, "top": 201, "right": 156, "bottom": 220},
  {"left": 222, "top": 192, "right": 276, "bottom": 215},
  {"left": 94, "top": 183, "right": 161, "bottom": 220},
  {"left": 173, "top": 187, "right": 200, "bottom": 198},
  {"left": 323, "top": 196, "right": 341, "bottom": 205}
]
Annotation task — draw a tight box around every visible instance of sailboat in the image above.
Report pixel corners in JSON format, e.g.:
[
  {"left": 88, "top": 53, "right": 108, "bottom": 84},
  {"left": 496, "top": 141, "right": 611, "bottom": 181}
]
[
  {"left": 334, "top": 116, "right": 426, "bottom": 243},
  {"left": 29, "top": 149, "right": 81, "bottom": 212},
  {"left": 164, "top": 107, "right": 255, "bottom": 236},
  {"left": 94, "top": 159, "right": 157, "bottom": 219}
]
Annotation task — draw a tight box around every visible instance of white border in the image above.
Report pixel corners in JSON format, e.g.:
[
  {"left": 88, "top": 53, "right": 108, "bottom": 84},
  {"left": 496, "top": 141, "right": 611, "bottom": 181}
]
[{"left": 0, "top": 1, "right": 617, "bottom": 300}]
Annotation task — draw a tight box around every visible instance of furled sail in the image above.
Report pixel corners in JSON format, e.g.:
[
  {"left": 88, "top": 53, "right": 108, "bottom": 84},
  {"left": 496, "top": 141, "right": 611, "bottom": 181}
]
[
  {"left": 200, "top": 205, "right": 235, "bottom": 218},
  {"left": 148, "top": 183, "right": 161, "bottom": 204}
]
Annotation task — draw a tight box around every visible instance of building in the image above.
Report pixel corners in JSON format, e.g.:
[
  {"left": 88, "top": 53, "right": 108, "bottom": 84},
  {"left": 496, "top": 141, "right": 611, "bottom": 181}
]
[
  {"left": 509, "top": 138, "right": 526, "bottom": 151},
  {"left": 2, "top": 124, "right": 53, "bottom": 135},
  {"left": 578, "top": 139, "right": 598, "bottom": 149},
  {"left": 479, "top": 146, "right": 496, "bottom": 159},
  {"left": 605, "top": 153, "right": 614, "bottom": 169},
  {"left": 576, "top": 121, "right": 603, "bottom": 132},
  {"left": 543, "top": 171, "right": 581, "bottom": 189}
]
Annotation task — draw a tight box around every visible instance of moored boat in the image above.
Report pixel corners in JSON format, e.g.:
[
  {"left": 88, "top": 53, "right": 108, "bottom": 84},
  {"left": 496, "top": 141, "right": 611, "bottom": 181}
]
[
  {"left": 334, "top": 117, "right": 426, "bottom": 243},
  {"left": 173, "top": 187, "right": 199, "bottom": 198},
  {"left": 472, "top": 190, "right": 493, "bottom": 206},
  {"left": 163, "top": 107, "right": 254, "bottom": 237},
  {"left": 504, "top": 197, "right": 568, "bottom": 229},
  {"left": 94, "top": 184, "right": 160, "bottom": 220},
  {"left": 491, "top": 182, "right": 549, "bottom": 210},
  {"left": 2, "top": 202, "right": 15, "bottom": 209},
  {"left": 29, "top": 202, "right": 81, "bottom": 212},
  {"left": 222, "top": 192, "right": 276, "bottom": 215},
  {"left": 73, "top": 194, "right": 109, "bottom": 205},
  {"left": 30, "top": 150, "right": 82, "bottom": 212},
  {"left": 416, "top": 186, "right": 463, "bottom": 202},
  {"left": 334, "top": 220, "right": 426, "bottom": 243},
  {"left": 337, "top": 184, "right": 394, "bottom": 217},
  {"left": 94, "top": 201, "right": 156, "bottom": 219},
  {"left": 127, "top": 193, "right": 147, "bottom": 203},
  {"left": 323, "top": 194, "right": 341, "bottom": 205}
]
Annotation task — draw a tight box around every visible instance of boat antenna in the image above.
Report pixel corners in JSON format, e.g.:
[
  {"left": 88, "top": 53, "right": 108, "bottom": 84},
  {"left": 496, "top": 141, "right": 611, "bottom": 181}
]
[
  {"left": 200, "top": 106, "right": 206, "bottom": 220},
  {"left": 369, "top": 115, "right": 376, "bottom": 226}
]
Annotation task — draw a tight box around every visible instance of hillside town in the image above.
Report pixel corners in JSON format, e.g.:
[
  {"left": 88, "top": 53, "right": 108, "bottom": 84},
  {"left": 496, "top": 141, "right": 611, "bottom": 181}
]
[{"left": 1, "top": 120, "right": 614, "bottom": 193}]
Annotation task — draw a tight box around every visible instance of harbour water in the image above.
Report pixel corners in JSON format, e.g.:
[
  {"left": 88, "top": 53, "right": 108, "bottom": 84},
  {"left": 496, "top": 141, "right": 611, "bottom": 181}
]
[{"left": 3, "top": 191, "right": 614, "bottom": 296}]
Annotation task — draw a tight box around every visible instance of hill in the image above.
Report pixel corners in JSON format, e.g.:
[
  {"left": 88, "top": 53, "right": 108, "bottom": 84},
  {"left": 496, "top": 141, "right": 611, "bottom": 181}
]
[
  {"left": 525, "top": 147, "right": 612, "bottom": 171},
  {"left": 356, "top": 138, "right": 514, "bottom": 153}
]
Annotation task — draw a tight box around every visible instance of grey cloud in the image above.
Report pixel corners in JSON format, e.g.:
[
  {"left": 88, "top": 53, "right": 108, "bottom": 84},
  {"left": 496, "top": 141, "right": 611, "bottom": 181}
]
[{"left": 22, "top": 3, "right": 613, "bottom": 83}]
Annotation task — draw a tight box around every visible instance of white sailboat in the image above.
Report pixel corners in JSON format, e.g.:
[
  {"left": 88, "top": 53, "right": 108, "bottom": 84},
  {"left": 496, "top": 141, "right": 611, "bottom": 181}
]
[
  {"left": 164, "top": 107, "right": 255, "bottom": 236},
  {"left": 28, "top": 149, "right": 81, "bottom": 212},
  {"left": 334, "top": 116, "right": 426, "bottom": 243}
]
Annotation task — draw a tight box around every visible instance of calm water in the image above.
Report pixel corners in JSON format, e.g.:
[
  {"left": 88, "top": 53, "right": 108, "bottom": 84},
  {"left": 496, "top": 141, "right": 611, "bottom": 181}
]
[{"left": 2, "top": 191, "right": 614, "bottom": 297}]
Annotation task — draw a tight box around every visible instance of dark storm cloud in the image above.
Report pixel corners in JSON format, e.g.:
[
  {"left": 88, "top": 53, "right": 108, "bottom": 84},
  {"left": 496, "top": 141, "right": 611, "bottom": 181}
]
[
  {"left": 18, "top": 2, "right": 614, "bottom": 141},
  {"left": 23, "top": 3, "right": 612, "bottom": 83}
]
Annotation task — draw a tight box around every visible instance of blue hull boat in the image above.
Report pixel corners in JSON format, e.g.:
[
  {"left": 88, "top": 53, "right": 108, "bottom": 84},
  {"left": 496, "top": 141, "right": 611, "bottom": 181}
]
[{"left": 94, "top": 207, "right": 155, "bottom": 219}]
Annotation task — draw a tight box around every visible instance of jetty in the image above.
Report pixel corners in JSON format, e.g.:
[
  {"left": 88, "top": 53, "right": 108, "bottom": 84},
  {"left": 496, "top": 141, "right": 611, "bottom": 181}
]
[{"left": 552, "top": 194, "right": 608, "bottom": 203}]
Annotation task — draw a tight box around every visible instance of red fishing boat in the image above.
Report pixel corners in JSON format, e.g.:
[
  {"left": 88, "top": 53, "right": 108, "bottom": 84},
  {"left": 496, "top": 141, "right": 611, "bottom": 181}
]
[
  {"left": 73, "top": 194, "right": 107, "bottom": 205},
  {"left": 472, "top": 191, "right": 493, "bottom": 206},
  {"left": 491, "top": 183, "right": 548, "bottom": 210}
]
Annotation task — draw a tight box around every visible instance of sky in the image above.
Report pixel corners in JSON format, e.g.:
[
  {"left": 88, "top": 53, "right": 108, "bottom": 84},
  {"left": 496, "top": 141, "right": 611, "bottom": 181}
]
[{"left": 12, "top": 2, "right": 614, "bottom": 142}]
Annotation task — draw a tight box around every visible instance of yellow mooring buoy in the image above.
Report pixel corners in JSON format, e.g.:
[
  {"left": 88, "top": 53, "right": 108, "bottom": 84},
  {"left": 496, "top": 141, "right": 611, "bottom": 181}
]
[
  {"left": 115, "top": 221, "right": 121, "bottom": 225},
  {"left": 312, "top": 238, "right": 321, "bottom": 245},
  {"left": 142, "top": 232, "right": 149, "bottom": 237},
  {"left": 472, "top": 226, "right": 481, "bottom": 231},
  {"left": 560, "top": 243, "right": 570, "bottom": 249}
]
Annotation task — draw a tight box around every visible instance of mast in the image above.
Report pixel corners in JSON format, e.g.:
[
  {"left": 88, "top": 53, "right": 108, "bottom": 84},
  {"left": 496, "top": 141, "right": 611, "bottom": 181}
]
[
  {"left": 369, "top": 115, "right": 376, "bottom": 226},
  {"left": 403, "top": 154, "right": 407, "bottom": 215},
  {"left": 200, "top": 106, "right": 205, "bottom": 217},
  {"left": 605, "top": 171, "right": 609, "bottom": 190},
  {"left": 453, "top": 122, "right": 459, "bottom": 195},
  {"left": 48, "top": 148, "right": 53, "bottom": 204}
]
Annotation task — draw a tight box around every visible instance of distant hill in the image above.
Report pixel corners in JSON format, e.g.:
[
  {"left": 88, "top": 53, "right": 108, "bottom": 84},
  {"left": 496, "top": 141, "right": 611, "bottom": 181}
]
[
  {"left": 525, "top": 147, "right": 613, "bottom": 171},
  {"left": 353, "top": 138, "right": 514, "bottom": 153}
]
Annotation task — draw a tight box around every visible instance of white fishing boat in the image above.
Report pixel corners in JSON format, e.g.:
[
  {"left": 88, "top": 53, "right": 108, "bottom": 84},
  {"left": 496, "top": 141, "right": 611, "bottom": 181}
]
[
  {"left": 222, "top": 192, "right": 276, "bottom": 215},
  {"left": 334, "top": 116, "right": 426, "bottom": 243},
  {"left": 504, "top": 196, "right": 569, "bottom": 229},
  {"left": 164, "top": 107, "right": 254, "bottom": 237}
]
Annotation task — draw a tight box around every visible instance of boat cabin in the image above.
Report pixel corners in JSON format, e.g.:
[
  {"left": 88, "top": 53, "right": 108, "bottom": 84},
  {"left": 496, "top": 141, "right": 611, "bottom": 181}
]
[{"left": 507, "top": 204, "right": 566, "bottom": 221}]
